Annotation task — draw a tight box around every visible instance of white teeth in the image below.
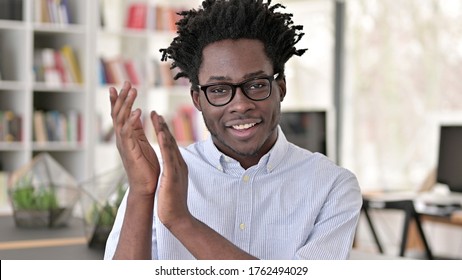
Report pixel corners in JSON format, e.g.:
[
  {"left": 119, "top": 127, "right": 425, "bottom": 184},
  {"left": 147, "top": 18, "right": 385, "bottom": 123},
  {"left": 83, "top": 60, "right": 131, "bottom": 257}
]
[{"left": 232, "top": 123, "right": 256, "bottom": 130}]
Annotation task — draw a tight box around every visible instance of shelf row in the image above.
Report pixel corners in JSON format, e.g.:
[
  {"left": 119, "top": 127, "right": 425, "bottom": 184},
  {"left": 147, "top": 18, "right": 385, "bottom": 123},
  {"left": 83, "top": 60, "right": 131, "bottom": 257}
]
[
  {"left": 0, "top": 0, "right": 88, "bottom": 25},
  {"left": 0, "top": 1, "right": 91, "bottom": 180}
]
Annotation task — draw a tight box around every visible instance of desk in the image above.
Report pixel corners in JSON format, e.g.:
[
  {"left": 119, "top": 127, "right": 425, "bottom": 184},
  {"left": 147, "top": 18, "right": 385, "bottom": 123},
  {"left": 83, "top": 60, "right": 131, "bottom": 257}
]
[
  {"left": 0, "top": 215, "right": 104, "bottom": 260},
  {"left": 361, "top": 193, "right": 462, "bottom": 260},
  {"left": 421, "top": 211, "right": 462, "bottom": 226},
  {"left": 361, "top": 197, "right": 434, "bottom": 259}
]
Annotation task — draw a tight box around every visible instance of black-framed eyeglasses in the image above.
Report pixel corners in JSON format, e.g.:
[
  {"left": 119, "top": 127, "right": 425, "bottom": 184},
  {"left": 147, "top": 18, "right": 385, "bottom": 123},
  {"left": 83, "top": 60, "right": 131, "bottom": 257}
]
[{"left": 197, "top": 73, "right": 280, "bottom": 107}]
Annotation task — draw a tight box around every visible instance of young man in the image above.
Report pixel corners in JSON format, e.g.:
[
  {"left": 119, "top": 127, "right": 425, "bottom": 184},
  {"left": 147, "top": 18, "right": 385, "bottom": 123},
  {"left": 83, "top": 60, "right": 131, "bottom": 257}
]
[{"left": 104, "top": 0, "right": 362, "bottom": 260}]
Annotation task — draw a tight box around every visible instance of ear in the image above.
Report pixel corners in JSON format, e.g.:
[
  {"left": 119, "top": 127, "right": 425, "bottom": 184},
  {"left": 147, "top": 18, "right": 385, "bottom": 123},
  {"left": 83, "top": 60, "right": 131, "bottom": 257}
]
[
  {"left": 191, "top": 89, "right": 202, "bottom": 111},
  {"left": 276, "top": 77, "right": 287, "bottom": 102}
]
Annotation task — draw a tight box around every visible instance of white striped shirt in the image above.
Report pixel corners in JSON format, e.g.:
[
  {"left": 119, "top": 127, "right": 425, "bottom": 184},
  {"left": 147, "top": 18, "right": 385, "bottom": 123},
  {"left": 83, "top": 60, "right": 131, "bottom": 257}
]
[{"left": 104, "top": 127, "right": 362, "bottom": 260}]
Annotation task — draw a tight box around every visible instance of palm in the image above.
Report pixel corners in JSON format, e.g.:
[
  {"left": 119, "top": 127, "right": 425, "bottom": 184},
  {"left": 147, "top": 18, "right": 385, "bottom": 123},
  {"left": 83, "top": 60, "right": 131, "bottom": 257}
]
[
  {"left": 121, "top": 117, "right": 160, "bottom": 194},
  {"left": 110, "top": 82, "right": 161, "bottom": 196},
  {"left": 151, "top": 111, "right": 190, "bottom": 227}
]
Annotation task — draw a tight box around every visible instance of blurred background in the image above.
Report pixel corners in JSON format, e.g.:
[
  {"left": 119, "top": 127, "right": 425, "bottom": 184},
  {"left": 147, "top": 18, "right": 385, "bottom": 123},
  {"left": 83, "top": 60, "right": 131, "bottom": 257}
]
[{"left": 0, "top": 0, "right": 461, "bottom": 259}]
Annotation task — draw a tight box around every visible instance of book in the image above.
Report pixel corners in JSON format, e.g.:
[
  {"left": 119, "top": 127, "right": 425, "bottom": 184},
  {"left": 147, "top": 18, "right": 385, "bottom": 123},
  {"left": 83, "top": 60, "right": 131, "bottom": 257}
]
[
  {"left": 98, "top": 58, "right": 107, "bottom": 85},
  {"left": 147, "top": 59, "right": 161, "bottom": 87},
  {"left": 0, "top": 171, "right": 10, "bottom": 213},
  {"left": 58, "top": 0, "right": 71, "bottom": 24},
  {"left": 152, "top": 5, "right": 182, "bottom": 31},
  {"left": 35, "top": 0, "right": 50, "bottom": 23},
  {"left": 47, "top": 0, "right": 58, "bottom": 23},
  {"left": 3, "top": 110, "right": 22, "bottom": 142},
  {"left": 33, "top": 110, "right": 48, "bottom": 143},
  {"left": 126, "top": 2, "right": 148, "bottom": 29},
  {"left": 112, "top": 59, "right": 128, "bottom": 84},
  {"left": 41, "top": 48, "right": 61, "bottom": 86},
  {"left": 159, "top": 62, "right": 174, "bottom": 87},
  {"left": 33, "top": 49, "right": 45, "bottom": 82},
  {"left": 33, "top": 47, "right": 78, "bottom": 85},
  {"left": 100, "top": 58, "right": 116, "bottom": 84},
  {"left": 166, "top": 7, "right": 180, "bottom": 32},
  {"left": 38, "top": 0, "right": 72, "bottom": 24},
  {"left": 124, "top": 60, "right": 140, "bottom": 85},
  {"left": 60, "top": 45, "right": 82, "bottom": 84},
  {"left": 54, "top": 50, "right": 69, "bottom": 84},
  {"left": 67, "top": 110, "right": 80, "bottom": 143},
  {"left": 172, "top": 105, "right": 196, "bottom": 143},
  {"left": 104, "top": 58, "right": 126, "bottom": 85},
  {"left": 58, "top": 111, "right": 68, "bottom": 142}
]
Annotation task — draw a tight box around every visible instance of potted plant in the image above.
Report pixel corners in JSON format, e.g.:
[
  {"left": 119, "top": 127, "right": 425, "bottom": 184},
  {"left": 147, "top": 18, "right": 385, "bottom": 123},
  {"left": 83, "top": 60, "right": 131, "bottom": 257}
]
[
  {"left": 8, "top": 153, "right": 80, "bottom": 228},
  {"left": 80, "top": 167, "right": 127, "bottom": 249}
]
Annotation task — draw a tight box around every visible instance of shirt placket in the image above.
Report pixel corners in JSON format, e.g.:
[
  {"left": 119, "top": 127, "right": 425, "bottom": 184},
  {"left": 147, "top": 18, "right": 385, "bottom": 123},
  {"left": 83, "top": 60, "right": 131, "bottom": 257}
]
[{"left": 233, "top": 171, "right": 253, "bottom": 251}]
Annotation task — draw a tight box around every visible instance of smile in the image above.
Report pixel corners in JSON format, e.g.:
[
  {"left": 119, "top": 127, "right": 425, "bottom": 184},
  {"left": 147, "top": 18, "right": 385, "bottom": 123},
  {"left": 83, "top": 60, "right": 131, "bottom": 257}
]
[{"left": 232, "top": 123, "right": 257, "bottom": 130}]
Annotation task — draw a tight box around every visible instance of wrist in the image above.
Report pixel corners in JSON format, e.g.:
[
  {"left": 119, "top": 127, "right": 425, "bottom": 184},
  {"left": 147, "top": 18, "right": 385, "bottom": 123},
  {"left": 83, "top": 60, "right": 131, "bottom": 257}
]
[
  {"left": 163, "top": 212, "right": 195, "bottom": 233},
  {"left": 127, "top": 190, "right": 155, "bottom": 209}
]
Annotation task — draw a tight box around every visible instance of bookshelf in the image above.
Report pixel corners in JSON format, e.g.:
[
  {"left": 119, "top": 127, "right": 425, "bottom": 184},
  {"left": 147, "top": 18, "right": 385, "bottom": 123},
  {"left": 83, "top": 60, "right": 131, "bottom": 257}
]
[
  {"left": 0, "top": 0, "right": 206, "bottom": 198},
  {"left": 0, "top": 0, "right": 92, "bottom": 207},
  {"left": 91, "top": 0, "right": 204, "bottom": 176}
]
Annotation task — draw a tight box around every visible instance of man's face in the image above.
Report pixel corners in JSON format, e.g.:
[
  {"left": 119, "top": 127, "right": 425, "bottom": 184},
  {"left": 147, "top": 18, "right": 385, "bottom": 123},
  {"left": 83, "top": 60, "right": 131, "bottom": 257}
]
[{"left": 191, "top": 39, "right": 286, "bottom": 168}]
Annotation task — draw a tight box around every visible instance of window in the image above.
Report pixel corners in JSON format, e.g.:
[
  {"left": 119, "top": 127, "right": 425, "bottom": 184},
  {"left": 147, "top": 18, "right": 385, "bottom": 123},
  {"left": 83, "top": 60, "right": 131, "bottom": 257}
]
[{"left": 342, "top": 0, "right": 462, "bottom": 191}]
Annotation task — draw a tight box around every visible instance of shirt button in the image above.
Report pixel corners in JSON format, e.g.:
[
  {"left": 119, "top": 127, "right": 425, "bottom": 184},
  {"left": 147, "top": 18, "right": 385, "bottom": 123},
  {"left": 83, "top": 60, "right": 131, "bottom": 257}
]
[
  {"left": 243, "top": 175, "right": 250, "bottom": 182},
  {"left": 239, "top": 223, "right": 246, "bottom": 230}
]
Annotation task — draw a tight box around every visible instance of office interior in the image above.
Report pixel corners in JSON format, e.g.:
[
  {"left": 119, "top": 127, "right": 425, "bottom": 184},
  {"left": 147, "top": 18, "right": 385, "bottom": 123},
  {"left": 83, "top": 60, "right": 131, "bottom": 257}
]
[{"left": 0, "top": 0, "right": 461, "bottom": 260}]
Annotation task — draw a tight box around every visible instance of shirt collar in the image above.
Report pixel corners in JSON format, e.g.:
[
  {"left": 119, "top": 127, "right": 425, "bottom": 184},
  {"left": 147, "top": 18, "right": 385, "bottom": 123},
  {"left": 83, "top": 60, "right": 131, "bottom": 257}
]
[{"left": 203, "top": 126, "right": 289, "bottom": 173}]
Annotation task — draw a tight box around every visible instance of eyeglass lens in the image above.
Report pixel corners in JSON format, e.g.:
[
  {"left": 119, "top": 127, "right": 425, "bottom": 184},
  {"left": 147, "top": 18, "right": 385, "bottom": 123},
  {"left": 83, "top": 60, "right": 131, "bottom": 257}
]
[{"left": 206, "top": 78, "right": 271, "bottom": 106}]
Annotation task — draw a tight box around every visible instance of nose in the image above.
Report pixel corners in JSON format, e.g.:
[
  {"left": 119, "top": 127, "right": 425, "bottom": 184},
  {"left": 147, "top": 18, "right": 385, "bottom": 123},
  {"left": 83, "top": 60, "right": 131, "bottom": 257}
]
[{"left": 228, "top": 86, "right": 255, "bottom": 113}]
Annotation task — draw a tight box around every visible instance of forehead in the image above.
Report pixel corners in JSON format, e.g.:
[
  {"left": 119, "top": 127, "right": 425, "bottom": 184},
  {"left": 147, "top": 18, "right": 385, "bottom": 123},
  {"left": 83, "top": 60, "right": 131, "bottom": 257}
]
[{"left": 198, "top": 39, "right": 273, "bottom": 83}]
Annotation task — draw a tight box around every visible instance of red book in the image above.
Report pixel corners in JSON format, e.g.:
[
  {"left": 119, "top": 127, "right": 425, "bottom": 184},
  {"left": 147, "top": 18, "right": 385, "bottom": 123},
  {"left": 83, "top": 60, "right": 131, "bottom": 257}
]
[
  {"left": 54, "top": 50, "right": 68, "bottom": 84},
  {"left": 104, "top": 59, "right": 118, "bottom": 84},
  {"left": 124, "top": 60, "right": 140, "bottom": 85},
  {"left": 126, "top": 3, "right": 147, "bottom": 29}
]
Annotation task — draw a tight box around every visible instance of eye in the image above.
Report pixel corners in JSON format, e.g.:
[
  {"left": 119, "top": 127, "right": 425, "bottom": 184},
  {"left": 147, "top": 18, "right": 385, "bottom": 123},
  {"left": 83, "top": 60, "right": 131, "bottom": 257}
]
[
  {"left": 247, "top": 80, "right": 269, "bottom": 91},
  {"left": 207, "top": 85, "right": 231, "bottom": 95}
]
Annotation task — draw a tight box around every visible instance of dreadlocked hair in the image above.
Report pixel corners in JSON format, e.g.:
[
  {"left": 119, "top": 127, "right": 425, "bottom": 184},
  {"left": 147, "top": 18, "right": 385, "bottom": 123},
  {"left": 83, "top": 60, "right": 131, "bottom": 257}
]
[{"left": 160, "top": 0, "right": 307, "bottom": 89}]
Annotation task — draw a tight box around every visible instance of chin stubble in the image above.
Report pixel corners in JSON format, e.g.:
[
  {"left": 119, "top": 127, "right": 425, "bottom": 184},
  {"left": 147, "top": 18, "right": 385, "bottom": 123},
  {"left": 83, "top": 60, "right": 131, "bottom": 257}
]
[{"left": 204, "top": 118, "right": 279, "bottom": 158}]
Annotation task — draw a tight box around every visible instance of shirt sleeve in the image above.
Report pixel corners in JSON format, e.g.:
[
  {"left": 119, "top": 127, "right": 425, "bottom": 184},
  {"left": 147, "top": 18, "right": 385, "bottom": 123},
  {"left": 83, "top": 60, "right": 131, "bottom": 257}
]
[
  {"left": 103, "top": 188, "right": 128, "bottom": 260},
  {"left": 103, "top": 187, "right": 159, "bottom": 260},
  {"left": 294, "top": 171, "right": 362, "bottom": 259}
]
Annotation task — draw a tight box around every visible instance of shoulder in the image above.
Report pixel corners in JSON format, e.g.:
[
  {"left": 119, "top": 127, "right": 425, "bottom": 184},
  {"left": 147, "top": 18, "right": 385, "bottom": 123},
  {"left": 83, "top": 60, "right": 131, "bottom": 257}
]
[
  {"left": 285, "top": 143, "right": 340, "bottom": 170},
  {"left": 285, "top": 143, "right": 359, "bottom": 186}
]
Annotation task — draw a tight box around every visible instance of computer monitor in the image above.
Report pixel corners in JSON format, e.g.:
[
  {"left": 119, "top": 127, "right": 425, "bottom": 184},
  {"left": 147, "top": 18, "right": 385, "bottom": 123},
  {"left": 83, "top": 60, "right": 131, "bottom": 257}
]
[
  {"left": 279, "top": 110, "right": 328, "bottom": 156},
  {"left": 436, "top": 125, "right": 462, "bottom": 193}
]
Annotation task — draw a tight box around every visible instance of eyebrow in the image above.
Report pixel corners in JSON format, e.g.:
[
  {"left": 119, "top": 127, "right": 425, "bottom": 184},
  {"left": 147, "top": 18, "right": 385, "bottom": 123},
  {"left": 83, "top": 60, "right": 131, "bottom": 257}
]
[{"left": 206, "top": 70, "right": 267, "bottom": 83}]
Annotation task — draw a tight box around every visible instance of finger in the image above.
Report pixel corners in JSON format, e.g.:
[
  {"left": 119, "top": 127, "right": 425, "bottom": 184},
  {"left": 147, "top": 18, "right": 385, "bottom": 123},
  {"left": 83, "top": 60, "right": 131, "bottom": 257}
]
[
  {"left": 109, "top": 86, "right": 118, "bottom": 111},
  {"left": 116, "top": 86, "right": 138, "bottom": 126},
  {"left": 151, "top": 112, "right": 184, "bottom": 176},
  {"left": 152, "top": 112, "right": 178, "bottom": 151},
  {"left": 151, "top": 111, "right": 162, "bottom": 136},
  {"left": 110, "top": 81, "right": 129, "bottom": 115},
  {"left": 112, "top": 83, "right": 137, "bottom": 152},
  {"left": 123, "top": 108, "right": 142, "bottom": 135},
  {"left": 110, "top": 81, "right": 132, "bottom": 121},
  {"left": 119, "top": 108, "right": 142, "bottom": 151}
]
